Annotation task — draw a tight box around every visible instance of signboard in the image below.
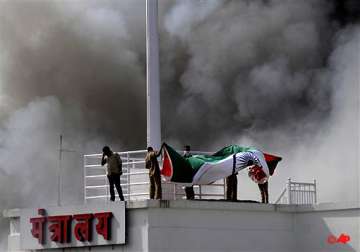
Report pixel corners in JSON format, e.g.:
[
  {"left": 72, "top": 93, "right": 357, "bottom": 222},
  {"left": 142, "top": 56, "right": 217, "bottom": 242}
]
[{"left": 20, "top": 203, "right": 125, "bottom": 250}]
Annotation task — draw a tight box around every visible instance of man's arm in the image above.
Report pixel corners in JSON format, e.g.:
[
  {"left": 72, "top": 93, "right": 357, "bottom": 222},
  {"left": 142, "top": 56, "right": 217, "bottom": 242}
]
[
  {"left": 154, "top": 144, "right": 165, "bottom": 158},
  {"left": 116, "top": 154, "right": 122, "bottom": 174},
  {"left": 155, "top": 149, "right": 163, "bottom": 158},
  {"left": 149, "top": 151, "right": 161, "bottom": 158},
  {"left": 101, "top": 153, "right": 107, "bottom": 166}
]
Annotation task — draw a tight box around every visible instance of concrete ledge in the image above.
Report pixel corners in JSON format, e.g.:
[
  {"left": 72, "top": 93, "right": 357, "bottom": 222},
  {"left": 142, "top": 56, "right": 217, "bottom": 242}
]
[
  {"left": 2, "top": 200, "right": 360, "bottom": 252},
  {"left": 3, "top": 201, "right": 360, "bottom": 219},
  {"left": 128, "top": 200, "right": 360, "bottom": 213},
  {"left": 277, "top": 201, "right": 360, "bottom": 213},
  {"left": 3, "top": 208, "right": 21, "bottom": 218},
  {"left": 127, "top": 199, "right": 276, "bottom": 212}
]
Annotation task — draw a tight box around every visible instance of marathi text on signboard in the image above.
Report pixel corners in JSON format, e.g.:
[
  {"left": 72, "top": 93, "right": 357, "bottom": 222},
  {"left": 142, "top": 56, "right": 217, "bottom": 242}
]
[
  {"left": 20, "top": 203, "right": 125, "bottom": 250},
  {"left": 30, "top": 210, "right": 112, "bottom": 244}
]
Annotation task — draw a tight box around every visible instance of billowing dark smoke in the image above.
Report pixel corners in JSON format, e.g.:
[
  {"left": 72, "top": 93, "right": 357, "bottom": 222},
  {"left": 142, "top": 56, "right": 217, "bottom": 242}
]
[
  {"left": 161, "top": 0, "right": 335, "bottom": 148},
  {"left": 0, "top": 0, "right": 149, "bottom": 247},
  {"left": 159, "top": 0, "right": 359, "bottom": 203},
  {"left": 0, "top": 0, "right": 359, "bottom": 249},
  {"left": 0, "top": 0, "right": 147, "bottom": 148}
]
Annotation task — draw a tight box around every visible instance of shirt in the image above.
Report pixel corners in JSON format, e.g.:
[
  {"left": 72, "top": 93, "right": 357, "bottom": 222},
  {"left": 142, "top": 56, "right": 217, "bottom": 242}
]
[
  {"left": 105, "top": 153, "right": 122, "bottom": 175},
  {"left": 145, "top": 151, "right": 160, "bottom": 176}
]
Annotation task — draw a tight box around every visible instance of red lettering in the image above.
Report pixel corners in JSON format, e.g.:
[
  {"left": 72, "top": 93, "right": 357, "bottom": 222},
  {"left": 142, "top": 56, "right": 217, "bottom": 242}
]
[
  {"left": 327, "top": 235, "right": 337, "bottom": 244},
  {"left": 29, "top": 210, "right": 114, "bottom": 245},
  {"left": 38, "top": 208, "right": 46, "bottom": 216},
  {"left": 48, "top": 215, "right": 72, "bottom": 243},
  {"left": 30, "top": 217, "right": 46, "bottom": 244},
  {"left": 337, "top": 233, "right": 351, "bottom": 244},
  {"left": 94, "top": 212, "right": 112, "bottom": 240},
  {"left": 73, "top": 214, "right": 93, "bottom": 242}
]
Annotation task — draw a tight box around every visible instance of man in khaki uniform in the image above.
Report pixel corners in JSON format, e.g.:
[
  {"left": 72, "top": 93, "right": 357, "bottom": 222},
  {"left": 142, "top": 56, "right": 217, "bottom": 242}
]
[
  {"left": 101, "top": 146, "right": 124, "bottom": 201},
  {"left": 145, "top": 146, "right": 162, "bottom": 199}
]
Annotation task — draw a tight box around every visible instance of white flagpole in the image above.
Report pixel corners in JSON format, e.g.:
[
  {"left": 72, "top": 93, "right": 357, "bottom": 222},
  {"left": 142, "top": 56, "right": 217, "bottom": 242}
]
[
  {"left": 146, "top": 0, "right": 161, "bottom": 150},
  {"left": 57, "top": 134, "right": 63, "bottom": 206}
]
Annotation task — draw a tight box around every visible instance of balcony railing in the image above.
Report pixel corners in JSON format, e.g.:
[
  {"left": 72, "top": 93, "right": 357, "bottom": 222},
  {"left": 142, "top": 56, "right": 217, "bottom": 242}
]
[
  {"left": 85, "top": 152, "right": 317, "bottom": 205},
  {"left": 274, "top": 178, "right": 317, "bottom": 205},
  {"left": 84, "top": 150, "right": 226, "bottom": 203}
]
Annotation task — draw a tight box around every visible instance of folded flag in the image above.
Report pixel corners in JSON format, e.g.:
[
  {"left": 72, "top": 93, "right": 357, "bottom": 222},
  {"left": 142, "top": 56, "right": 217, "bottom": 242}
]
[{"left": 161, "top": 143, "right": 281, "bottom": 185}]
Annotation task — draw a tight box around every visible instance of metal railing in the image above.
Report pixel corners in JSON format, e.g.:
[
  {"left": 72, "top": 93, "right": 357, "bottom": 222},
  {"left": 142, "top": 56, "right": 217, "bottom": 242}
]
[
  {"left": 84, "top": 150, "right": 226, "bottom": 203},
  {"left": 274, "top": 178, "right": 317, "bottom": 205}
]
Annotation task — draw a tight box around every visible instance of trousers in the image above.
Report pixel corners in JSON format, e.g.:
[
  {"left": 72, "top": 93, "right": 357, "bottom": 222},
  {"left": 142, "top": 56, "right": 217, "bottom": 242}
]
[
  {"left": 149, "top": 174, "right": 162, "bottom": 199},
  {"left": 107, "top": 174, "right": 124, "bottom": 201},
  {"left": 185, "top": 186, "right": 195, "bottom": 199},
  {"left": 226, "top": 174, "right": 238, "bottom": 201},
  {"left": 258, "top": 181, "right": 269, "bottom": 203}
]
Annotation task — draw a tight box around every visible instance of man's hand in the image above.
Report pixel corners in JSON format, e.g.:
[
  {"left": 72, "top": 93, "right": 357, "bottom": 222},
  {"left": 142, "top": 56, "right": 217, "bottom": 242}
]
[
  {"left": 101, "top": 153, "right": 107, "bottom": 166},
  {"left": 155, "top": 150, "right": 162, "bottom": 158},
  {"left": 248, "top": 165, "right": 267, "bottom": 184}
]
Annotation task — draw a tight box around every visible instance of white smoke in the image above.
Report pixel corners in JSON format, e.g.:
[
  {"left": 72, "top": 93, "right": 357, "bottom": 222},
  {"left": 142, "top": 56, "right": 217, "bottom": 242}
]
[
  {"left": 0, "top": 0, "right": 359, "bottom": 249},
  {"left": 161, "top": 0, "right": 359, "bottom": 203},
  {"left": 161, "top": 0, "right": 333, "bottom": 144},
  {"left": 0, "top": 1, "right": 146, "bottom": 249}
]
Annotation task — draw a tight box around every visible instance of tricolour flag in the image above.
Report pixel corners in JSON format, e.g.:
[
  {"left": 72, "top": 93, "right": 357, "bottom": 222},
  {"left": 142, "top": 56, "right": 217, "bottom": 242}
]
[{"left": 161, "top": 143, "right": 281, "bottom": 185}]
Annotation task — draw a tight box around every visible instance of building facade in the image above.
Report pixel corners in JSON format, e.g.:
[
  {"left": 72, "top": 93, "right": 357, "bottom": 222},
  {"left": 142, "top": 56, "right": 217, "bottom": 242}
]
[{"left": 3, "top": 200, "right": 360, "bottom": 252}]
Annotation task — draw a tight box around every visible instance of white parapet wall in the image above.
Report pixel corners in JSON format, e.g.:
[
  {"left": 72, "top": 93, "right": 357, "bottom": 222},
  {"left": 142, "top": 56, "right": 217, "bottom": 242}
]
[{"left": 3, "top": 200, "right": 360, "bottom": 252}]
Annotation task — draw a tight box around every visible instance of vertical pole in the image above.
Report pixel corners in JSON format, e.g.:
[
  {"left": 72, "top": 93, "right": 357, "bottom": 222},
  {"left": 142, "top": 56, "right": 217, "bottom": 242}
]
[
  {"left": 146, "top": 0, "right": 161, "bottom": 150},
  {"left": 128, "top": 153, "right": 131, "bottom": 201},
  {"left": 287, "top": 178, "right": 291, "bottom": 204},
  {"left": 173, "top": 184, "right": 176, "bottom": 200},
  {"left": 223, "top": 178, "right": 226, "bottom": 200},
  {"left": 314, "top": 179, "right": 317, "bottom": 204},
  {"left": 84, "top": 155, "right": 87, "bottom": 204},
  {"left": 104, "top": 153, "right": 108, "bottom": 202},
  {"left": 57, "top": 135, "right": 63, "bottom": 206},
  {"left": 199, "top": 185, "right": 202, "bottom": 199},
  {"left": 307, "top": 185, "right": 310, "bottom": 204},
  {"left": 105, "top": 172, "right": 108, "bottom": 203},
  {"left": 303, "top": 185, "right": 305, "bottom": 204}
]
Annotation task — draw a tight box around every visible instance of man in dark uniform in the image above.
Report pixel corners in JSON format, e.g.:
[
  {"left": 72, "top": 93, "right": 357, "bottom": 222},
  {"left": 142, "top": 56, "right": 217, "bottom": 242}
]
[
  {"left": 225, "top": 153, "right": 238, "bottom": 201},
  {"left": 183, "top": 145, "right": 195, "bottom": 200},
  {"left": 226, "top": 173, "right": 237, "bottom": 201},
  {"left": 145, "top": 146, "right": 162, "bottom": 199},
  {"left": 258, "top": 182, "right": 269, "bottom": 203},
  {"left": 256, "top": 158, "right": 277, "bottom": 204},
  {"left": 248, "top": 163, "right": 269, "bottom": 203},
  {"left": 101, "top": 146, "right": 125, "bottom": 201}
]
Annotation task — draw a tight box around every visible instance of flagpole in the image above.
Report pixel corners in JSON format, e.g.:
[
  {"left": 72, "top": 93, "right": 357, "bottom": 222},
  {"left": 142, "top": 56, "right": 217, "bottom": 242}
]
[
  {"left": 146, "top": 0, "right": 161, "bottom": 150},
  {"left": 57, "top": 134, "right": 63, "bottom": 206},
  {"left": 57, "top": 134, "right": 76, "bottom": 206}
]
